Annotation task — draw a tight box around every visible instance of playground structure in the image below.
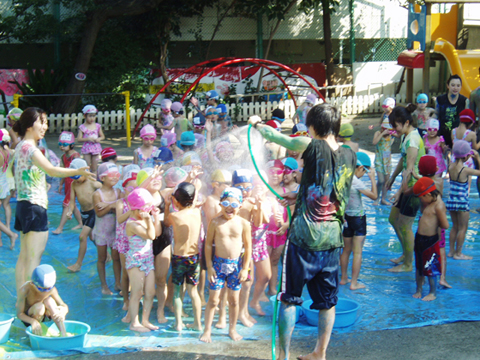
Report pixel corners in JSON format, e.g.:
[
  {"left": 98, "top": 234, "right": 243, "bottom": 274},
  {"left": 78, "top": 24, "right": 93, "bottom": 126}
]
[
  {"left": 397, "top": 1, "right": 480, "bottom": 102},
  {"left": 132, "top": 58, "right": 325, "bottom": 139}
]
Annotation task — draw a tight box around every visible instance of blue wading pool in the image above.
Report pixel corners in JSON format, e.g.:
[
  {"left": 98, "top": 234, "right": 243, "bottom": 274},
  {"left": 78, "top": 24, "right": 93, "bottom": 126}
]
[
  {"left": 0, "top": 313, "right": 15, "bottom": 344},
  {"left": 302, "top": 298, "right": 359, "bottom": 328},
  {"left": 26, "top": 320, "right": 90, "bottom": 350},
  {"left": 270, "top": 295, "right": 302, "bottom": 323}
]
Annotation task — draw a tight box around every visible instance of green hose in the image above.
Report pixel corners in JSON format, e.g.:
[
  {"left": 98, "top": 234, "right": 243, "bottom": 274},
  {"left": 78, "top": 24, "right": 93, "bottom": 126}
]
[{"left": 247, "top": 124, "right": 292, "bottom": 360}]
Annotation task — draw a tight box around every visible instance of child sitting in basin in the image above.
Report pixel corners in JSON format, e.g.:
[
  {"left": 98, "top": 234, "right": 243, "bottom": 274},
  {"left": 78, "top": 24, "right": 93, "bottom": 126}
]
[{"left": 16, "top": 265, "right": 69, "bottom": 337}]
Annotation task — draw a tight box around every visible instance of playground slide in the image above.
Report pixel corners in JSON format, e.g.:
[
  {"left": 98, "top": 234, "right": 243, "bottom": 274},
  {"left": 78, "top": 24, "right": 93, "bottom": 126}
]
[{"left": 434, "top": 38, "right": 480, "bottom": 97}]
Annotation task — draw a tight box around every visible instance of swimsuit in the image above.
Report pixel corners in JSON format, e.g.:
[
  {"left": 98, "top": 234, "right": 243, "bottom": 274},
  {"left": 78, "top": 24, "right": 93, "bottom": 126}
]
[
  {"left": 125, "top": 220, "right": 154, "bottom": 276},
  {"left": 115, "top": 199, "right": 130, "bottom": 254},
  {"left": 266, "top": 187, "right": 288, "bottom": 248},
  {"left": 423, "top": 135, "right": 447, "bottom": 175},
  {"left": 79, "top": 123, "right": 102, "bottom": 155},
  {"left": 374, "top": 135, "right": 395, "bottom": 175},
  {"left": 171, "top": 253, "right": 200, "bottom": 286},
  {"left": 81, "top": 209, "right": 96, "bottom": 229},
  {"left": 134, "top": 146, "right": 158, "bottom": 169},
  {"left": 209, "top": 255, "right": 243, "bottom": 291},
  {"left": 92, "top": 188, "right": 119, "bottom": 247},
  {"left": 445, "top": 167, "right": 469, "bottom": 212},
  {"left": 414, "top": 232, "right": 441, "bottom": 277},
  {"left": 61, "top": 152, "right": 80, "bottom": 207}
]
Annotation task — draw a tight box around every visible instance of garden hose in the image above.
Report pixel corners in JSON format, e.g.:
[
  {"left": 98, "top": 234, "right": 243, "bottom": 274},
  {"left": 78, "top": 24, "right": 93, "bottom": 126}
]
[{"left": 247, "top": 124, "right": 292, "bottom": 360}]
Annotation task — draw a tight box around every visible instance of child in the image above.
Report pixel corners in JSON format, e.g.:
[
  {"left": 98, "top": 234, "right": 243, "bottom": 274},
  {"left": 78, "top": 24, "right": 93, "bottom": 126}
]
[
  {"left": 372, "top": 117, "right": 396, "bottom": 205},
  {"left": 66, "top": 158, "right": 102, "bottom": 272},
  {"left": 423, "top": 118, "right": 447, "bottom": 178},
  {"left": 16, "top": 265, "right": 69, "bottom": 336},
  {"left": 164, "top": 182, "right": 203, "bottom": 332},
  {"left": 446, "top": 140, "right": 480, "bottom": 260},
  {"left": 412, "top": 93, "right": 435, "bottom": 137},
  {"left": 281, "top": 157, "right": 299, "bottom": 193},
  {"left": 340, "top": 152, "right": 377, "bottom": 290},
  {"left": 161, "top": 132, "right": 183, "bottom": 159},
  {"left": 338, "top": 123, "right": 359, "bottom": 152},
  {"left": 216, "top": 103, "right": 232, "bottom": 135},
  {"left": 92, "top": 163, "right": 122, "bottom": 294},
  {"left": 190, "top": 90, "right": 220, "bottom": 115},
  {"left": 125, "top": 188, "right": 161, "bottom": 332},
  {"left": 369, "top": 97, "right": 395, "bottom": 131},
  {"left": 158, "top": 102, "right": 193, "bottom": 147},
  {"left": 200, "top": 187, "right": 252, "bottom": 343},
  {"left": 77, "top": 105, "right": 105, "bottom": 174},
  {"left": 53, "top": 131, "right": 82, "bottom": 234},
  {"left": 292, "top": 93, "right": 316, "bottom": 125},
  {"left": 158, "top": 99, "right": 174, "bottom": 135},
  {"left": 0, "top": 129, "right": 17, "bottom": 249},
  {"left": 412, "top": 177, "right": 449, "bottom": 301},
  {"left": 101, "top": 147, "right": 124, "bottom": 191},
  {"left": 134, "top": 124, "right": 158, "bottom": 169}
]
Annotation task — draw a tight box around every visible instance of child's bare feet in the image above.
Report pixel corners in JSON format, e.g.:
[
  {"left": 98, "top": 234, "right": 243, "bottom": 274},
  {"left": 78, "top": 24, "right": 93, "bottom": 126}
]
[
  {"left": 297, "top": 352, "right": 324, "bottom": 360},
  {"left": 390, "top": 255, "right": 404, "bottom": 264},
  {"left": 388, "top": 264, "right": 412, "bottom": 272},
  {"left": 249, "top": 301, "right": 265, "bottom": 316},
  {"left": 114, "top": 285, "right": 122, "bottom": 292},
  {"left": 130, "top": 323, "right": 150, "bottom": 332},
  {"left": 453, "top": 253, "right": 472, "bottom": 260},
  {"left": 381, "top": 200, "right": 390, "bottom": 206},
  {"left": 186, "top": 323, "right": 203, "bottom": 331},
  {"left": 238, "top": 313, "right": 255, "bottom": 327},
  {"left": 71, "top": 224, "right": 82, "bottom": 230},
  {"left": 52, "top": 228, "right": 63, "bottom": 235},
  {"left": 67, "top": 264, "right": 82, "bottom": 273},
  {"left": 447, "top": 252, "right": 454, "bottom": 257},
  {"left": 122, "top": 302, "right": 129, "bottom": 311},
  {"left": 439, "top": 278, "right": 452, "bottom": 288},
  {"left": 259, "top": 293, "right": 270, "bottom": 302},
  {"left": 9, "top": 233, "right": 17, "bottom": 250},
  {"left": 422, "top": 293, "right": 436, "bottom": 301},
  {"left": 101, "top": 286, "right": 113, "bottom": 295},
  {"left": 175, "top": 321, "right": 185, "bottom": 332},
  {"left": 339, "top": 278, "right": 351, "bottom": 285},
  {"left": 215, "top": 318, "right": 227, "bottom": 329},
  {"left": 349, "top": 282, "right": 365, "bottom": 290},
  {"left": 121, "top": 312, "right": 131, "bottom": 323},
  {"left": 142, "top": 321, "right": 159, "bottom": 330},
  {"left": 372, "top": 200, "right": 379, "bottom": 206},
  {"left": 412, "top": 292, "right": 422, "bottom": 299},
  {"left": 229, "top": 329, "right": 243, "bottom": 341},
  {"left": 157, "top": 310, "right": 168, "bottom": 324},
  {"left": 199, "top": 330, "right": 212, "bottom": 343}
]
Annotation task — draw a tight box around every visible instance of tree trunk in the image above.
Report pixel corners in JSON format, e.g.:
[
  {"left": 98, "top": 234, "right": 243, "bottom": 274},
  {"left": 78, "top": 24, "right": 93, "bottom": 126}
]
[
  {"left": 158, "top": 22, "right": 171, "bottom": 90},
  {"left": 205, "top": 0, "right": 237, "bottom": 60},
  {"left": 322, "top": 0, "right": 335, "bottom": 97}
]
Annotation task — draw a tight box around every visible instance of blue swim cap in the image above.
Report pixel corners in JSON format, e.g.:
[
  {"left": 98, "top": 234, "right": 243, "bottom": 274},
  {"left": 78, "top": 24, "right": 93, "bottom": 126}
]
[
  {"left": 417, "top": 93, "right": 428, "bottom": 103},
  {"left": 154, "top": 147, "right": 173, "bottom": 163},
  {"left": 32, "top": 264, "right": 56, "bottom": 289},
  {"left": 356, "top": 152, "right": 371, "bottom": 172},
  {"left": 69, "top": 158, "right": 88, "bottom": 180},
  {"left": 282, "top": 157, "right": 298, "bottom": 170},
  {"left": 180, "top": 131, "right": 196, "bottom": 146},
  {"left": 216, "top": 104, "right": 227, "bottom": 114},
  {"left": 232, "top": 169, "right": 253, "bottom": 185},
  {"left": 206, "top": 90, "right": 219, "bottom": 100},
  {"left": 221, "top": 187, "right": 243, "bottom": 203}
]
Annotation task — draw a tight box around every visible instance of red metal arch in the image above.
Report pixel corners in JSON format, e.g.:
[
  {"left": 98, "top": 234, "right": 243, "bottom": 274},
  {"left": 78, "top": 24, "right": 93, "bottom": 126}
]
[{"left": 133, "top": 57, "right": 324, "bottom": 138}]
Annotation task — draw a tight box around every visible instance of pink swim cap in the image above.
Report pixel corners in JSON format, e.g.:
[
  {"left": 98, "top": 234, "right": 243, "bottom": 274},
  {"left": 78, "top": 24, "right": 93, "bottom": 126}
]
[
  {"left": 140, "top": 124, "right": 157, "bottom": 139},
  {"left": 161, "top": 99, "right": 172, "bottom": 110},
  {"left": 127, "top": 188, "right": 154, "bottom": 210},
  {"left": 164, "top": 167, "right": 188, "bottom": 188}
]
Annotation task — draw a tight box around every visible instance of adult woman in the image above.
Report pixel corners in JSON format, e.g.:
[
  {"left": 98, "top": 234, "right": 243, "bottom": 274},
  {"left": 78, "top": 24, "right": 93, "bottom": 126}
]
[
  {"left": 386, "top": 105, "right": 425, "bottom": 272},
  {"left": 436, "top": 74, "right": 470, "bottom": 148},
  {"left": 13, "top": 108, "right": 94, "bottom": 292}
]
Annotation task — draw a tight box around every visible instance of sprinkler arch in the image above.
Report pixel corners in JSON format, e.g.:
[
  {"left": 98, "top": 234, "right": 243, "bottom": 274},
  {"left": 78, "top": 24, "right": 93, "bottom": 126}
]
[{"left": 133, "top": 57, "right": 325, "bottom": 138}]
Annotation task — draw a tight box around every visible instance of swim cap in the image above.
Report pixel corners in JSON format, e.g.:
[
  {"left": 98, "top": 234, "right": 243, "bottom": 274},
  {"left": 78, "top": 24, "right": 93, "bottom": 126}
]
[
  {"left": 211, "top": 169, "right": 232, "bottom": 184},
  {"left": 381, "top": 118, "right": 392, "bottom": 130},
  {"left": 282, "top": 157, "right": 298, "bottom": 170},
  {"left": 305, "top": 94, "right": 317, "bottom": 105},
  {"left": 7, "top": 107, "right": 22, "bottom": 123},
  {"left": 266, "top": 120, "right": 281, "bottom": 131},
  {"left": 161, "top": 132, "right": 176, "bottom": 147},
  {"left": 339, "top": 123, "right": 354, "bottom": 138},
  {"left": 171, "top": 101, "right": 183, "bottom": 113},
  {"left": 194, "top": 134, "right": 205, "bottom": 148},
  {"left": 154, "top": 147, "right": 173, "bottom": 164},
  {"left": 182, "top": 151, "right": 202, "bottom": 166},
  {"left": 416, "top": 93, "right": 428, "bottom": 103},
  {"left": 69, "top": 158, "right": 88, "bottom": 180},
  {"left": 122, "top": 168, "right": 138, "bottom": 188},
  {"left": 136, "top": 167, "right": 154, "bottom": 186},
  {"left": 214, "top": 141, "right": 234, "bottom": 156},
  {"left": 58, "top": 131, "right": 75, "bottom": 145},
  {"left": 271, "top": 109, "right": 285, "bottom": 123},
  {"left": 206, "top": 90, "right": 219, "bottom": 100},
  {"left": 426, "top": 118, "right": 439, "bottom": 130},
  {"left": 418, "top": 155, "right": 437, "bottom": 177},
  {"left": 382, "top": 98, "right": 395, "bottom": 109},
  {"left": 161, "top": 99, "right": 172, "bottom": 110},
  {"left": 220, "top": 187, "right": 243, "bottom": 203},
  {"left": 140, "top": 124, "right": 157, "bottom": 139},
  {"left": 97, "top": 163, "right": 119, "bottom": 179},
  {"left": 356, "top": 152, "right": 371, "bottom": 172},
  {"left": 82, "top": 105, "right": 98, "bottom": 114},
  {"left": 32, "top": 264, "right": 56, "bottom": 289},
  {"left": 173, "top": 182, "right": 196, "bottom": 207},
  {"left": 180, "top": 131, "right": 196, "bottom": 146},
  {"left": 101, "top": 147, "right": 117, "bottom": 160},
  {"left": 193, "top": 113, "right": 206, "bottom": 128},
  {"left": 206, "top": 106, "right": 219, "bottom": 117},
  {"left": 452, "top": 140, "right": 472, "bottom": 158},
  {"left": 0, "top": 129, "right": 11, "bottom": 143},
  {"left": 232, "top": 169, "right": 253, "bottom": 185},
  {"left": 216, "top": 104, "right": 227, "bottom": 114},
  {"left": 163, "top": 167, "right": 187, "bottom": 188},
  {"left": 127, "top": 188, "right": 154, "bottom": 210},
  {"left": 266, "top": 159, "right": 285, "bottom": 170},
  {"left": 459, "top": 109, "right": 475, "bottom": 124},
  {"left": 123, "top": 164, "right": 141, "bottom": 174},
  {"left": 413, "top": 176, "right": 436, "bottom": 197}
]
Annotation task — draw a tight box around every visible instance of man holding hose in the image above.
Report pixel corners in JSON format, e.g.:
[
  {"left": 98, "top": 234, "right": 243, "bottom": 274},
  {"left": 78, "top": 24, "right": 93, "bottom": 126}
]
[{"left": 249, "top": 104, "right": 356, "bottom": 360}]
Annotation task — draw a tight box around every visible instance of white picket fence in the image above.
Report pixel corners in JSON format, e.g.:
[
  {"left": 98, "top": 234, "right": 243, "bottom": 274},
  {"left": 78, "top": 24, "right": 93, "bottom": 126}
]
[{"left": 0, "top": 93, "right": 441, "bottom": 133}]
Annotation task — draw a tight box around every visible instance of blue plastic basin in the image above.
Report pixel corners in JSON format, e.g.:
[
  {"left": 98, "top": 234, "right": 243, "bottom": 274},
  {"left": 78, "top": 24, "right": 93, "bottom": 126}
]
[
  {"left": 0, "top": 313, "right": 15, "bottom": 344},
  {"left": 301, "top": 298, "right": 359, "bottom": 328},
  {"left": 270, "top": 295, "right": 302, "bottom": 323},
  {"left": 26, "top": 320, "right": 90, "bottom": 350}
]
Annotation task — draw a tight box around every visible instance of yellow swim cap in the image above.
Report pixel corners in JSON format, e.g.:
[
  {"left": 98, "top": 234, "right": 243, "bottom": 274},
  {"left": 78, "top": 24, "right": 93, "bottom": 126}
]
[
  {"left": 339, "top": 123, "right": 354, "bottom": 138},
  {"left": 210, "top": 169, "right": 232, "bottom": 183}
]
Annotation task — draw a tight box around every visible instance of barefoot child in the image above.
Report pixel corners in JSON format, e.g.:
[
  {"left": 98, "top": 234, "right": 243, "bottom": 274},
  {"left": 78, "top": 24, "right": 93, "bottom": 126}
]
[
  {"left": 53, "top": 131, "right": 82, "bottom": 234},
  {"left": 77, "top": 105, "right": 105, "bottom": 174},
  {"left": 164, "top": 182, "right": 203, "bottom": 332},
  {"left": 16, "top": 265, "right": 69, "bottom": 336},
  {"left": 337, "top": 123, "right": 359, "bottom": 152},
  {"left": 423, "top": 119, "right": 447, "bottom": 178},
  {"left": 125, "top": 188, "right": 161, "bottom": 332},
  {"left": 134, "top": 125, "right": 158, "bottom": 169},
  {"left": 200, "top": 187, "right": 252, "bottom": 343},
  {"left": 340, "top": 152, "right": 377, "bottom": 290},
  {"left": 372, "top": 118, "right": 395, "bottom": 205},
  {"left": 66, "top": 159, "right": 102, "bottom": 272},
  {"left": 0, "top": 129, "right": 17, "bottom": 249},
  {"left": 412, "top": 177, "right": 449, "bottom": 301}
]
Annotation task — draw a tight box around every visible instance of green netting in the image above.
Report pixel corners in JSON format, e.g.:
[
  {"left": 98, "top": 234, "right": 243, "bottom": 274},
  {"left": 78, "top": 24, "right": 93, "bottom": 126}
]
[{"left": 355, "top": 38, "right": 408, "bottom": 62}]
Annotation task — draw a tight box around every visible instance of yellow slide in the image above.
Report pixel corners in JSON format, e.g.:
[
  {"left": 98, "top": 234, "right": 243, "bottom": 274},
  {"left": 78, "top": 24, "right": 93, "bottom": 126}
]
[{"left": 434, "top": 37, "right": 480, "bottom": 97}]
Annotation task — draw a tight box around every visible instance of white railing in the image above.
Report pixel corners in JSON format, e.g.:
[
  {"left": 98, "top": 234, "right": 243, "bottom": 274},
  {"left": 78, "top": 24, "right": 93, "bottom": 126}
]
[{"left": 0, "top": 93, "right": 441, "bottom": 133}]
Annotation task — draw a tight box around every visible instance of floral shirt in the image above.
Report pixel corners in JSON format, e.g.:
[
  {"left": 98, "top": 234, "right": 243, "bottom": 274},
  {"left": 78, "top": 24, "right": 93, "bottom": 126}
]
[
  {"left": 400, "top": 129, "right": 425, "bottom": 187},
  {"left": 15, "top": 140, "right": 48, "bottom": 208}
]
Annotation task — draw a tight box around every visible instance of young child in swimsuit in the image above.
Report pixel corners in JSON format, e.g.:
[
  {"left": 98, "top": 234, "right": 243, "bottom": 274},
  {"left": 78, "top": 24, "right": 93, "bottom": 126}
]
[
  {"left": 53, "top": 131, "right": 82, "bottom": 235},
  {"left": 66, "top": 159, "right": 102, "bottom": 272},
  {"left": 164, "top": 182, "right": 203, "bottom": 332},
  {"left": 134, "top": 125, "right": 158, "bottom": 169},
  {"left": 412, "top": 177, "right": 449, "bottom": 301},
  {"left": 125, "top": 188, "right": 161, "bottom": 332},
  {"left": 200, "top": 187, "right": 252, "bottom": 343},
  {"left": 423, "top": 119, "right": 447, "bottom": 178},
  {"left": 372, "top": 117, "right": 396, "bottom": 205},
  {"left": 16, "top": 265, "right": 69, "bottom": 336},
  {"left": 92, "top": 163, "right": 122, "bottom": 294},
  {"left": 77, "top": 105, "right": 105, "bottom": 174}
]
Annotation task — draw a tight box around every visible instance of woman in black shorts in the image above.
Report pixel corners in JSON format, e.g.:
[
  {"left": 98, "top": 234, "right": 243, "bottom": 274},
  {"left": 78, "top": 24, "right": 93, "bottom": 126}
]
[{"left": 13, "top": 108, "right": 94, "bottom": 293}]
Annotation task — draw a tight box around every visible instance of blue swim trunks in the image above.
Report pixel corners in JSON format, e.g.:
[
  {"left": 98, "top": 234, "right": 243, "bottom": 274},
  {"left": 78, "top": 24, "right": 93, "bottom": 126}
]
[{"left": 209, "top": 255, "right": 242, "bottom": 291}]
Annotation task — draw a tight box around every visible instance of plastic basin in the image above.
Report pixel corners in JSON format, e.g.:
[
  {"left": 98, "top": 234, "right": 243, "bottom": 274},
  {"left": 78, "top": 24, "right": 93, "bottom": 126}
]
[
  {"left": 301, "top": 298, "right": 359, "bottom": 328},
  {"left": 270, "top": 295, "right": 302, "bottom": 323},
  {"left": 26, "top": 320, "right": 90, "bottom": 350},
  {"left": 0, "top": 314, "right": 15, "bottom": 344}
]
